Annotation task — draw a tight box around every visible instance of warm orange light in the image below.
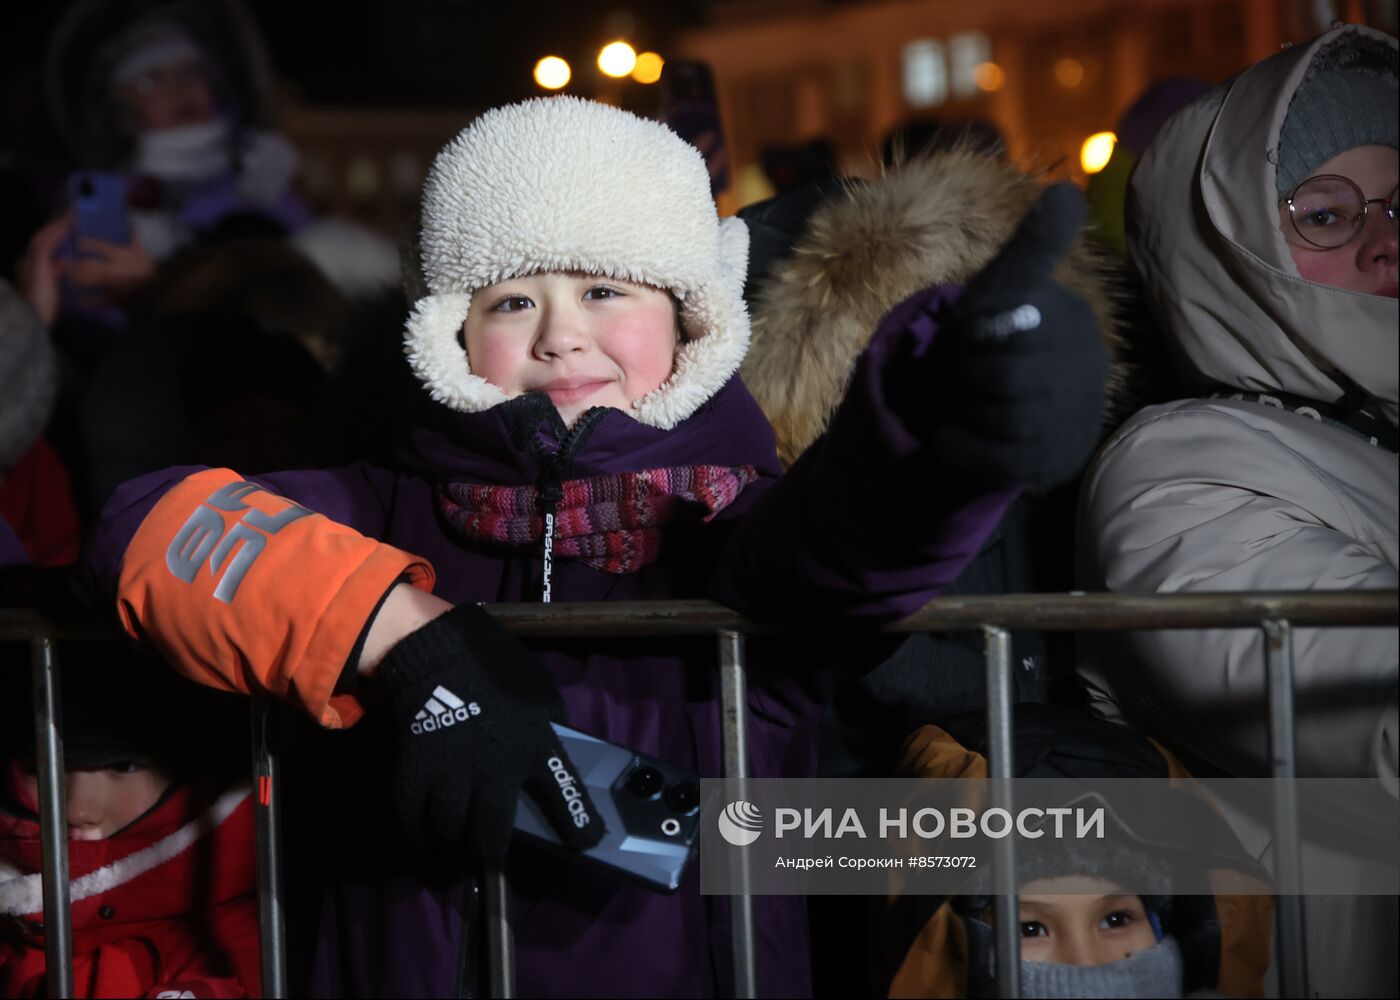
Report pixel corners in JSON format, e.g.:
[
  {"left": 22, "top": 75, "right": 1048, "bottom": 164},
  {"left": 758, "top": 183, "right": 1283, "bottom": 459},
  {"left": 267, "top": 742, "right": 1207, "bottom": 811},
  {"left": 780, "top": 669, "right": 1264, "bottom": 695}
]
[
  {"left": 1054, "top": 58, "right": 1084, "bottom": 89},
  {"left": 974, "top": 61, "right": 1005, "bottom": 92},
  {"left": 1080, "top": 131, "right": 1117, "bottom": 173},
  {"left": 534, "top": 56, "right": 571, "bottom": 90},
  {"left": 598, "top": 41, "right": 638, "bottom": 78},
  {"left": 631, "top": 51, "right": 664, "bottom": 84}
]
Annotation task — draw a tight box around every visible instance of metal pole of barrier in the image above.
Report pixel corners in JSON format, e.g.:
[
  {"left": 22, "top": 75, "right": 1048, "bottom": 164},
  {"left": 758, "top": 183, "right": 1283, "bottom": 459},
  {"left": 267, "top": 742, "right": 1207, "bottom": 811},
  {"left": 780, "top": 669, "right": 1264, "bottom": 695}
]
[
  {"left": 983, "top": 627, "right": 1019, "bottom": 1000},
  {"left": 1263, "top": 619, "right": 1308, "bottom": 998},
  {"left": 31, "top": 637, "right": 74, "bottom": 999},
  {"left": 252, "top": 699, "right": 288, "bottom": 999},
  {"left": 720, "top": 630, "right": 757, "bottom": 1000},
  {"left": 485, "top": 864, "right": 515, "bottom": 998}
]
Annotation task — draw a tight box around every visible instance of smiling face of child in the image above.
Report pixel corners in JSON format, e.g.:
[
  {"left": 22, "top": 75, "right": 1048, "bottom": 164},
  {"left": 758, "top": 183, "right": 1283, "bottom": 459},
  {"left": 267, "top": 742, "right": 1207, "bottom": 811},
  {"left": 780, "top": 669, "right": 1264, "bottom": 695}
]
[
  {"left": 463, "top": 272, "right": 681, "bottom": 427},
  {"left": 1013, "top": 875, "right": 1159, "bottom": 966},
  {"left": 8, "top": 758, "right": 174, "bottom": 841}
]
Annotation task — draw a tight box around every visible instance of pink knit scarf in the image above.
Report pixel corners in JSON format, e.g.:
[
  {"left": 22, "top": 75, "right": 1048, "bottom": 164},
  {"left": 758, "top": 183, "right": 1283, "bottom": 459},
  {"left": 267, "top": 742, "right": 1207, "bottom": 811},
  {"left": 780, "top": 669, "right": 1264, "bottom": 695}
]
[{"left": 436, "top": 465, "right": 759, "bottom": 573}]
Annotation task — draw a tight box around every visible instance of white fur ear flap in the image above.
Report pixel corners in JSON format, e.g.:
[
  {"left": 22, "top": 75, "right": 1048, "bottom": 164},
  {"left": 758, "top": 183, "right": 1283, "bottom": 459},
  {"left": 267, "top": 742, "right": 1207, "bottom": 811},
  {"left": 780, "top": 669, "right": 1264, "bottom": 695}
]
[
  {"left": 403, "top": 293, "right": 510, "bottom": 412},
  {"left": 718, "top": 216, "right": 750, "bottom": 299}
]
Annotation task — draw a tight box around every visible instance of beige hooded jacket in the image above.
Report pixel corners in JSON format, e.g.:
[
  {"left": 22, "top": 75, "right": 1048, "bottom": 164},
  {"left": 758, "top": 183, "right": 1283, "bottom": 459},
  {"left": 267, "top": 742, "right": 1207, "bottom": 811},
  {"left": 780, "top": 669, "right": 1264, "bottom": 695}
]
[{"left": 1078, "top": 25, "right": 1398, "bottom": 789}]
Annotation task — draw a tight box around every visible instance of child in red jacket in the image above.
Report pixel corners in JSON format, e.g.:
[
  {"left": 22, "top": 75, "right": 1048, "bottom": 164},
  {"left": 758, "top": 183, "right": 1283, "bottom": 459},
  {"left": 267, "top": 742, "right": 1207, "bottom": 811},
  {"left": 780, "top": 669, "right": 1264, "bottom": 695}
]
[{"left": 0, "top": 647, "right": 259, "bottom": 998}]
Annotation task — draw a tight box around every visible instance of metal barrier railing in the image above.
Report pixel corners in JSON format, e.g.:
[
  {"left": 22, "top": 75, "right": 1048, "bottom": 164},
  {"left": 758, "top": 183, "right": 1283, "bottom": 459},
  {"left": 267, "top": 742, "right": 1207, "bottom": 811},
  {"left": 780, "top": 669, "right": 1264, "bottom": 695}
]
[{"left": 4, "top": 589, "right": 1396, "bottom": 1000}]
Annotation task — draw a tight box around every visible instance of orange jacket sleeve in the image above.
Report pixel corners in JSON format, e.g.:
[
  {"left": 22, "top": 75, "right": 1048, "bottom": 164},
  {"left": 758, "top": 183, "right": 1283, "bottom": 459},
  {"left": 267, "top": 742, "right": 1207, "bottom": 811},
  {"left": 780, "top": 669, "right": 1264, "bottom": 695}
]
[{"left": 115, "top": 468, "right": 435, "bottom": 728}]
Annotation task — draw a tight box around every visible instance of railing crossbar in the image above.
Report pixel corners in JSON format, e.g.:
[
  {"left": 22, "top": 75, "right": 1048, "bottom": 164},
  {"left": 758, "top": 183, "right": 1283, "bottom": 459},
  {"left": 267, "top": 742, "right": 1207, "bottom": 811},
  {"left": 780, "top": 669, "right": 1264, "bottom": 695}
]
[{"left": 3, "top": 590, "right": 1394, "bottom": 642}]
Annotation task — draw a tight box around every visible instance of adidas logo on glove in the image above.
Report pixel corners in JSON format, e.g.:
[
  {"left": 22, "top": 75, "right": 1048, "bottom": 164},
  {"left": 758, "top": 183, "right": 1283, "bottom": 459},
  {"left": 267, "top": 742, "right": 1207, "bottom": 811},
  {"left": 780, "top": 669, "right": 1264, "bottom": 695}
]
[{"left": 411, "top": 685, "right": 482, "bottom": 734}]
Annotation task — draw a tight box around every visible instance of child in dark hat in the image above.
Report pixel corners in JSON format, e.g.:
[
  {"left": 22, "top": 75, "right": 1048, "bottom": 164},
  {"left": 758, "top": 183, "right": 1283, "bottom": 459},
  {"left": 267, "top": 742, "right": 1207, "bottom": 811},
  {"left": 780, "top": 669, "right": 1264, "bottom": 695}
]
[
  {"left": 0, "top": 645, "right": 258, "bottom": 998},
  {"left": 954, "top": 823, "right": 1186, "bottom": 999},
  {"left": 889, "top": 711, "right": 1273, "bottom": 998}
]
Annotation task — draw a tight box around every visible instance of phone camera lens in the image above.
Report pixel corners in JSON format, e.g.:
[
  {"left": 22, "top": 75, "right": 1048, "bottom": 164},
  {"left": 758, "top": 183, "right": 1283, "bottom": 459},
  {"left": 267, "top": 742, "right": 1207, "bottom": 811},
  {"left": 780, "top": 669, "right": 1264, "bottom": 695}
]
[
  {"left": 626, "top": 766, "right": 664, "bottom": 799},
  {"left": 79, "top": 178, "right": 94, "bottom": 198},
  {"left": 663, "top": 781, "right": 699, "bottom": 814}
]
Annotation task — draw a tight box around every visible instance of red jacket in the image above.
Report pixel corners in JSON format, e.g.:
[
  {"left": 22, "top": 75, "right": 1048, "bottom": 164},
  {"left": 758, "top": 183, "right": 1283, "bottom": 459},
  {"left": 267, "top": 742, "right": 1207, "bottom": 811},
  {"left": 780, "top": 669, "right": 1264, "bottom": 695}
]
[
  {"left": 0, "top": 437, "right": 80, "bottom": 568},
  {"left": 0, "top": 780, "right": 259, "bottom": 998}
]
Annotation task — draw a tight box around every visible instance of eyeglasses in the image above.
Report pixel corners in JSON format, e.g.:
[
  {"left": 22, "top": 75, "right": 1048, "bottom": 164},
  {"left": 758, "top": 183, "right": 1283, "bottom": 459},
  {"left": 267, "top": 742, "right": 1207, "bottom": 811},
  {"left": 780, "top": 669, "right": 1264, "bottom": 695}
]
[
  {"left": 1280, "top": 174, "right": 1400, "bottom": 250},
  {"left": 122, "top": 59, "right": 209, "bottom": 99}
]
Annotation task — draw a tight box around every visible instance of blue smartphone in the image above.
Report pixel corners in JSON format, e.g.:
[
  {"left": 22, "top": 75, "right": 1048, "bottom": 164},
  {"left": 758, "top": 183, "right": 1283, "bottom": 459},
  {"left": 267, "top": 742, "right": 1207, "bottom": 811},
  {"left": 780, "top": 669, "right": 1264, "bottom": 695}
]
[
  {"left": 66, "top": 171, "right": 131, "bottom": 252},
  {"left": 514, "top": 724, "right": 701, "bottom": 892}
]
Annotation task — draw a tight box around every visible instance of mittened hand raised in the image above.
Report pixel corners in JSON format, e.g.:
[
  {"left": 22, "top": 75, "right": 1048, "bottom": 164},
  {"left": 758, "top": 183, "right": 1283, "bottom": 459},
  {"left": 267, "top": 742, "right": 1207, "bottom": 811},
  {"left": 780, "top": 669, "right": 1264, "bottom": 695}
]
[
  {"left": 377, "top": 602, "right": 606, "bottom": 861},
  {"left": 922, "top": 183, "right": 1109, "bottom": 489}
]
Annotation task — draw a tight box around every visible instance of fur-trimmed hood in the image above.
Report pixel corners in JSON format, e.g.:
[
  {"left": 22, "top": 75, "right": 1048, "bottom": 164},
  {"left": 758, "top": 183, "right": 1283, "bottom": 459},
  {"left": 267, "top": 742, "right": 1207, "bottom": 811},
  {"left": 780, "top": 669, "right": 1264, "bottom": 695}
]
[
  {"left": 740, "top": 152, "right": 1122, "bottom": 466},
  {"left": 0, "top": 779, "right": 260, "bottom": 998},
  {"left": 0, "top": 781, "right": 253, "bottom": 925}
]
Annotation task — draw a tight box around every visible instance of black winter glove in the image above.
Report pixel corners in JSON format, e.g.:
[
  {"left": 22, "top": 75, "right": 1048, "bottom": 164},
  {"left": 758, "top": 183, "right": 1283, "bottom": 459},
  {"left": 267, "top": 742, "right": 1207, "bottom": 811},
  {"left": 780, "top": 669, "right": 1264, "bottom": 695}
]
[
  {"left": 377, "top": 603, "right": 606, "bottom": 861},
  {"left": 907, "top": 183, "right": 1109, "bottom": 489}
]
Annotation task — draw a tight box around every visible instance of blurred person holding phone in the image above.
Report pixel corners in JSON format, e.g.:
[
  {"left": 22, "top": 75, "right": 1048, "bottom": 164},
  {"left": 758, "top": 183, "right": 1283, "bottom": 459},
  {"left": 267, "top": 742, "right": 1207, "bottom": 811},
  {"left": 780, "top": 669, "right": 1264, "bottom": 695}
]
[
  {"left": 20, "top": 2, "right": 303, "bottom": 331},
  {"left": 19, "top": 0, "right": 397, "bottom": 335}
]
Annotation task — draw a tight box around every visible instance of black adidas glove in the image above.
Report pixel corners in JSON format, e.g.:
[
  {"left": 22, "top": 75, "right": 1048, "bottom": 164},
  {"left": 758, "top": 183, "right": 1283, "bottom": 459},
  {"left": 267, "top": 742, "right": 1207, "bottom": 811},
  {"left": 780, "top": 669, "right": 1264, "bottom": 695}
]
[
  {"left": 377, "top": 603, "right": 606, "bottom": 861},
  {"left": 906, "top": 183, "right": 1108, "bottom": 489}
]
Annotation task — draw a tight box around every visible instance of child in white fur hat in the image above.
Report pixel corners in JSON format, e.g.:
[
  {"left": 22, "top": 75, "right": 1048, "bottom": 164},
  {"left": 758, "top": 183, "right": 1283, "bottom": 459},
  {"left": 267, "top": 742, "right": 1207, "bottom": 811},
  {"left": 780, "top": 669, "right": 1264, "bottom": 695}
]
[{"left": 84, "top": 95, "right": 1109, "bottom": 995}]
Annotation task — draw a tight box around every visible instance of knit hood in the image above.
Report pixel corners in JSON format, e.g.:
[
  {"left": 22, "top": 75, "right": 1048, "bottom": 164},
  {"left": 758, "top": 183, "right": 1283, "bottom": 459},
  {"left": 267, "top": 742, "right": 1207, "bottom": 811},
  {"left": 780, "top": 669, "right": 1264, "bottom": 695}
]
[
  {"left": 404, "top": 97, "right": 751, "bottom": 432},
  {"left": 739, "top": 152, "right": 1122, "bottom": 466},
  {"left": 1126, "top": 24, "right": 1399, "bottom": 426}
]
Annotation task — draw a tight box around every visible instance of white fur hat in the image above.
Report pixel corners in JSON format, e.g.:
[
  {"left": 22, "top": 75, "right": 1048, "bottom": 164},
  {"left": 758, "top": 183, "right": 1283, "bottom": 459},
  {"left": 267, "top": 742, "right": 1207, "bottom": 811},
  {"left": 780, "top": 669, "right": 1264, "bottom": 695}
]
[{"left": 404, "top": 96, "right": 751, "bottom": 429}]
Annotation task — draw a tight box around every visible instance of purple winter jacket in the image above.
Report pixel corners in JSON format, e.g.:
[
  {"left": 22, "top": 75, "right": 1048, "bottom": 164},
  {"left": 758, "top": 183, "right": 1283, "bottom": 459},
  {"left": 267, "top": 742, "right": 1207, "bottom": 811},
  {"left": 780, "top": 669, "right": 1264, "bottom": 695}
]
[{"left": 84, "top": 286, "right": 1017, "bottom": 997}]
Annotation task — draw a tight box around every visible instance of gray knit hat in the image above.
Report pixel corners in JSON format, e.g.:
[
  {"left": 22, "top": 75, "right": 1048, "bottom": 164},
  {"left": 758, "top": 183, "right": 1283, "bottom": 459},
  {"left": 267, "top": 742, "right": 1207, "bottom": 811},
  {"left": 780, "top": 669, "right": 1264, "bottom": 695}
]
[
  {"left": 0, "top": 281, "right": 58, "bottom": 471},
  {"left": 1276, "top": 36, "right": 1399, "bottom": 196}
]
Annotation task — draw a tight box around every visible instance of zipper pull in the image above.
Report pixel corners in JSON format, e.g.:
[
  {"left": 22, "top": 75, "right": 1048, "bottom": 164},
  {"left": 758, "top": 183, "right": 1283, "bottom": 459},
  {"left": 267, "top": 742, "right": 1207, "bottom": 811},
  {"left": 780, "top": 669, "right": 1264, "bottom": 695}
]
[{"left": 539, "top": 454, "right": 565, "bottom": 604}]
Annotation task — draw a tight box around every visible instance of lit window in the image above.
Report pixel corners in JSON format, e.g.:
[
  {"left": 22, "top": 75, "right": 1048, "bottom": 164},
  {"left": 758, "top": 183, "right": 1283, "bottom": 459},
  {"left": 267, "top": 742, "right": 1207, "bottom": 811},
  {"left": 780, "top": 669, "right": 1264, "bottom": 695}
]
[
  {"left": 950, "top": 32, "right": 992, "bottom": 99},
  {"left": 902, "top": 39, "right": 947, "bottom": 108}
]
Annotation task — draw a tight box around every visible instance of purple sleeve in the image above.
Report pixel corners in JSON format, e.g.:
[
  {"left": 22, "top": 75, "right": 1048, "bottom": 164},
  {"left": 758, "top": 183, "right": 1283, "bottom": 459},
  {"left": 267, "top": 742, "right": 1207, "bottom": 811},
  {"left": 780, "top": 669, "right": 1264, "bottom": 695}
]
[
  {"left": 79, "top": 462, "right": 398, "bottom": 619},
  {"left": 711, "top": 286, "right": 1019, "bottom": 624}
]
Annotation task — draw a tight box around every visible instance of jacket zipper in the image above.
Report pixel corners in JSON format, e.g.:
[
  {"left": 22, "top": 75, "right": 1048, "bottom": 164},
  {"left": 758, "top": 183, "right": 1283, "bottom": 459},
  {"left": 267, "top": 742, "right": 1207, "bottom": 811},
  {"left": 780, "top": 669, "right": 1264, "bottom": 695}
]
[{"left": 537, "top": 407, "right": 607, "bottom": 603}]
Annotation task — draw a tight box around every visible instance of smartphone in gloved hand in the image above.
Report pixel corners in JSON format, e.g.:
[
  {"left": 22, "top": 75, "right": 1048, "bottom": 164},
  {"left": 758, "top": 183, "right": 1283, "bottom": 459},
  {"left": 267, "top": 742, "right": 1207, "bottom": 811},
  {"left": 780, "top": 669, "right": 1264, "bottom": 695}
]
[
  {"left": 59, "top": 170, "right": 132, "bottom": 321},
  {"left": 514, "top": 724, "right": 701, "bottom": 891},
  {"left": 66, "top": 171, "right": 131, "bottom": 250}
]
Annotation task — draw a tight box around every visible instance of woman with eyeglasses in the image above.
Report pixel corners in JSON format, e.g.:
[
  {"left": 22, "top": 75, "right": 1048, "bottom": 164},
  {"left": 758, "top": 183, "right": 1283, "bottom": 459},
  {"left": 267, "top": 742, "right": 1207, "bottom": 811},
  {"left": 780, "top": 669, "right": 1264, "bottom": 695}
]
[{"left": 1075, "top": 23, "right": 1397, "bottom": 999}]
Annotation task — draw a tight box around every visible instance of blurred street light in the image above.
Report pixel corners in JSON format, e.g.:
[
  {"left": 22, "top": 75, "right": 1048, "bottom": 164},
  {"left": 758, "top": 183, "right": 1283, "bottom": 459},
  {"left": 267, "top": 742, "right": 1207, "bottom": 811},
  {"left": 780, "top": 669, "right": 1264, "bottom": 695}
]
[
  {"left": 974, "top": 61, "right": 1005, "bottom": 92},
  {"left": 632, "top": 51, "right": 665, "bottom": 84},
  {"left": 1081, "top": 132, "right": 1116, "bottom": 173},
  {"left": 598, "top": 41, "right": 638, "bottom": 78},
  {"left": 1054, "top": 58, "right": 1085, "bottom": 89},
  {"left": 534, "top": 56, "right": 571, "bottom": 90}
]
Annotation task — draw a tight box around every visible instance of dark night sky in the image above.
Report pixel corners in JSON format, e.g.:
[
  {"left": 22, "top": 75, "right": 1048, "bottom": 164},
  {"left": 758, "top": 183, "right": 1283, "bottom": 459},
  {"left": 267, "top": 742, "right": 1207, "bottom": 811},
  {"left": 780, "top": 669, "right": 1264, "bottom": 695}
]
[
  {"left": 246, "top": 0, "right": 710, "bottom": 107},
  {"left": 6, "top": 0, "right": 713, "bottom": 111}
]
